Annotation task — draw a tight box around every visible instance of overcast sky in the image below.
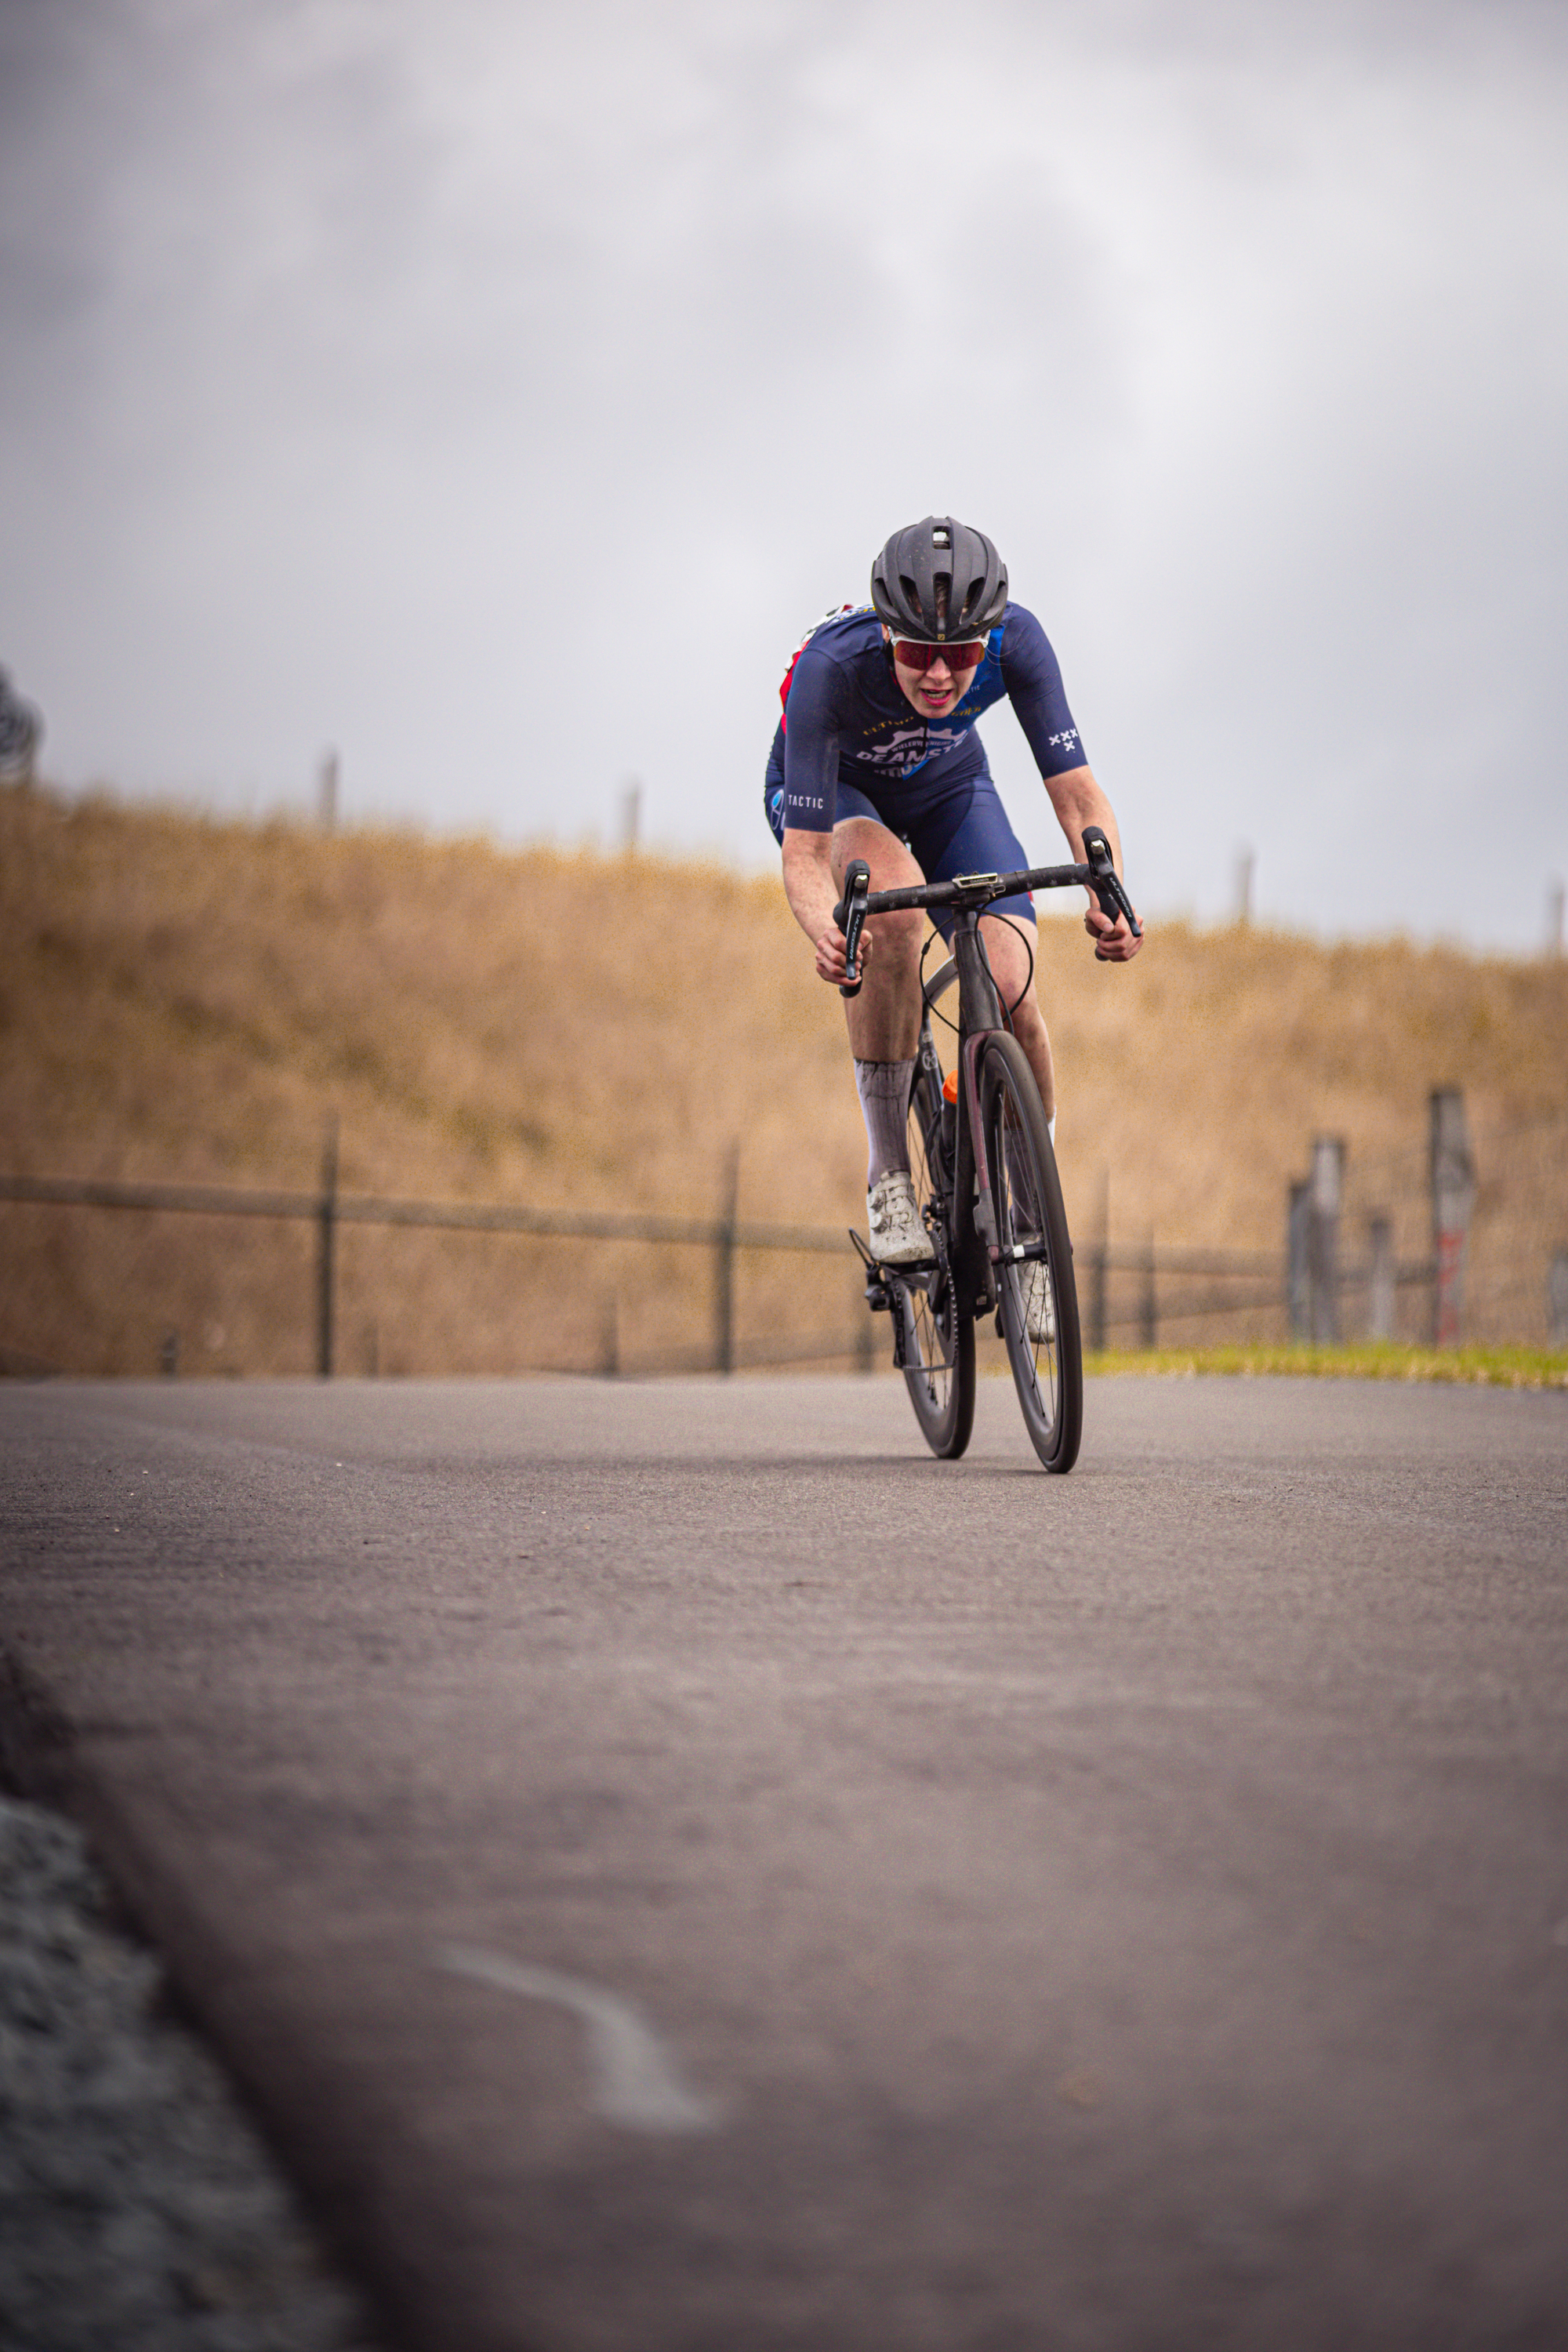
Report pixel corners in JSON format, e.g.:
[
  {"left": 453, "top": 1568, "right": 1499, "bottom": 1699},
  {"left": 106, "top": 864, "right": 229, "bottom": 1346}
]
[{"left": 3, "top": 0, "right": 1565, "bottom": 945}]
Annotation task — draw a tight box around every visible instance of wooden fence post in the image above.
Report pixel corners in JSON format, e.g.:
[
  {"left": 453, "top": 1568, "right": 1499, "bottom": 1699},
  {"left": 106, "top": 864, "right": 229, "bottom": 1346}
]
[
  {"left": 1287, "top": 1179, "right": 1309, "bottom": 1338},
  {"left": 1367, "top": 1214, "right": 1395, "bottom": 1341},
  {"left": 317, "top": 1116, "right": 338, "bottom": 1379},
  {"left": 0, "top": 669, "right": 42, "bottom": 788},
  {"left": 1140, "top": 1232, "right": 1157, "bottom": 1351},
  {"left": 714, "top": 1144, "right": 739, "bottom": 1375},
  {"left": 1429, "top": 1089, "right": 1474, "bottom": 1347},
  {"left": 1308, "top": 1136, "right": 1345, "bottom": 1344},
  {"left": 1550, "top": 1252, "right": 1568, "bottom": 1349},
  {"left": 620, "top": 778, "right": 642, "bottom": 854},
  {"left": 1088, "top": 1167, "right": 1109, "bottom": 1354}
]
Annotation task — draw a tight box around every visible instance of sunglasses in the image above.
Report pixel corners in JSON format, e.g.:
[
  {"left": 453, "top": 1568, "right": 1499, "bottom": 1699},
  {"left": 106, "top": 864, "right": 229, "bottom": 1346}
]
[{"left": 888, "top": 636, "right": 989, "bottom": 674}]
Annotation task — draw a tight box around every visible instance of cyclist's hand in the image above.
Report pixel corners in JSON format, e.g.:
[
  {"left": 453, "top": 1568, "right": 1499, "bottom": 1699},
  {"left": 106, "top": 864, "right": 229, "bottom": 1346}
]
[
  {"left": 1085, "top": 901, "right": 1143, "bottom": 962},
  {"left": 815, "top": 920, "right": 872, "bottom": 986}
]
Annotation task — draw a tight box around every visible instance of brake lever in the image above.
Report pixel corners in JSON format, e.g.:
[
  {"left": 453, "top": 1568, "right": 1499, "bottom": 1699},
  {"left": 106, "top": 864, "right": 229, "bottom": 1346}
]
[
  {"left": 833, "top": 858, "right": 871, "bottom": 998},
  {"left": 1080, "top": 824, "right": 1142, "bottom": 949}
]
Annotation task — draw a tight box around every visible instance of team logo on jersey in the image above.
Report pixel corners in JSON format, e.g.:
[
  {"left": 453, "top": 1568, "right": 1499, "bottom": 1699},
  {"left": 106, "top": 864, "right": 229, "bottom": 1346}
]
[{"left": 854, "top": 724, "right": 966, "bottom": 776}]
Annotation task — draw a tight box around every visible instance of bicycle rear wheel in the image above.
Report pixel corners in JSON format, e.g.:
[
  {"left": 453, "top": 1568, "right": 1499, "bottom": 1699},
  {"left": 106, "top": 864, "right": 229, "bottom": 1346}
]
[
  {"left": 981, "top": 1032, "right": 1083, "bottom": 1472},
  {"left": 895, "top": 1058, "right": 975, "bottom": 1459}
]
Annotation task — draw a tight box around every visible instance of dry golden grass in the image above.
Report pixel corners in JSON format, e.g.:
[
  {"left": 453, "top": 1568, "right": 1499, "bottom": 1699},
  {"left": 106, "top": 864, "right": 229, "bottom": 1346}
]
[{"left": 2, "top": 784, "right": 1565, "bottom": 1374}]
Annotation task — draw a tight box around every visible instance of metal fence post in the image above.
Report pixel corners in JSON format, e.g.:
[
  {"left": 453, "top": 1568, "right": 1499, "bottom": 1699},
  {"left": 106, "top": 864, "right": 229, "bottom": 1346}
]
[
  {"left": 1308, "top": 1136, "right": 1344, "bottom": 1344},
  {"left": 317, "top": 1116, "right": 338, "bottom": 1378},
  {"left": 1140, "top": 1233, "right": 1157, "bottom": 1351},
  {"left": 1367, "top": 1214, "right": 1395, "bottom": 1341},
  {"left": 1430, "top": 1089, "right": 1474, "bottom": 1347},
  {"left": 1287, "top": 1179, "right": 1309, "bottom": 1338},
  {"left": 714, "top": 1144, "right": 739, "bottom": 1375}
]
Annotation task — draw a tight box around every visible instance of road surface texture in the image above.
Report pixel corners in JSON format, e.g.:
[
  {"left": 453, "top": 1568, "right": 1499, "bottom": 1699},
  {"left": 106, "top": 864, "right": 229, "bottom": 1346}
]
[{"left": 2, "top": 1373, "right": 1566, "bottom": 2352}]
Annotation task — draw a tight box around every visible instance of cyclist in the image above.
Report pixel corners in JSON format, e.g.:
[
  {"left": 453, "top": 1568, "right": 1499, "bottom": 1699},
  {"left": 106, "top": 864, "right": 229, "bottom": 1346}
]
[{"left": 766, "top": 514, "right": 1142, "bottom": 1274}]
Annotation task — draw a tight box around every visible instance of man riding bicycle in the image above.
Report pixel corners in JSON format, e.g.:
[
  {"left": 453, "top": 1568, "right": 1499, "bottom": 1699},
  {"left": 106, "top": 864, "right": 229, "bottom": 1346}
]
[{"left": 766, "top": 515, "right": 1142, "bottom": 1274}]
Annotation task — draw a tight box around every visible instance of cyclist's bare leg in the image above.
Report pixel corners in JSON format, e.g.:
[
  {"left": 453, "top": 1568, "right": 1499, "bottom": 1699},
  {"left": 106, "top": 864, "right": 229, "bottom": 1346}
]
[
  {"left": 980, "top": 912, "right": 1057, "bottom": 1121},
  {"left": 829, "top": 818, "right": 925, "bottom": 1060}
]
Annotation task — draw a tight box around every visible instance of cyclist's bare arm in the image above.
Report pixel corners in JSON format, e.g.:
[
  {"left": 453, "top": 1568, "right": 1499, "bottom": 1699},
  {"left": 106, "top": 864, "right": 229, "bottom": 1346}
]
[
  {"left": 781, "top": 825, "right": 868, "bottom": 985},
  {"left": 1041, "top": 764, "right": 1144, "bottom": 962}
]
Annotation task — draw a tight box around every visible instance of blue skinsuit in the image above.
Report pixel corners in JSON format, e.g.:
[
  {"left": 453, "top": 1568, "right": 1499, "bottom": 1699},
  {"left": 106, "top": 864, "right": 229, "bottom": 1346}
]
[{"left": 764, "top": 601, "right": 1087, "bottom": 933}]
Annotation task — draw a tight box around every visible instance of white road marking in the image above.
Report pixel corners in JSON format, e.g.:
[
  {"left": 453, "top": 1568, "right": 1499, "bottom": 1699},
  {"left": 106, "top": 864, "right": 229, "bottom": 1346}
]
[{"left": 434, "top": 1944, "right": 721, "bottom": 2132}]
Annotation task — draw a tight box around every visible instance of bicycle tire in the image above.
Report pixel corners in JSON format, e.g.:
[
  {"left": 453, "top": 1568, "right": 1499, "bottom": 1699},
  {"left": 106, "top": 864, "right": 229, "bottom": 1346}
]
[
  {"left": 896, "top": 1058, "right": 975, "bottom": 1458},
  {"left": 980, "top": 1033, "right": 1083, "bottom": 1472}
]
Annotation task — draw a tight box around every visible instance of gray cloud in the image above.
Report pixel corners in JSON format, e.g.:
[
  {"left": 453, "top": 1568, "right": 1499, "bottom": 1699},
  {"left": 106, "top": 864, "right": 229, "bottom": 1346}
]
[{"left": 2, "top": 0, "right": 1565, "bottom": 943}]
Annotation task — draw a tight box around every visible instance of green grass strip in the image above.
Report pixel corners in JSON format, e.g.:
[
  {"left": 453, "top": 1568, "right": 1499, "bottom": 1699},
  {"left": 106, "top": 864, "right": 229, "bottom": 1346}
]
[{"left": 1079, "top": 1342, "right": 1568, "bottom": 1389}]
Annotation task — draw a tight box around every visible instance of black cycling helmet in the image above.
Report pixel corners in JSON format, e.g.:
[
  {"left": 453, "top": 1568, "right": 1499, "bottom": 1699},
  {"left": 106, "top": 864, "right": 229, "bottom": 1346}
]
[{"left": 870, "top": 515, "right": 1008, "bottom": 642}]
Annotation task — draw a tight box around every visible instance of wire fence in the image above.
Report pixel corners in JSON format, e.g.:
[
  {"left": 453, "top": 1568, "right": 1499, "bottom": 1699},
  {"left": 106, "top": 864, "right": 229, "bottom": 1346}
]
[
  {"left": 1052, "top": 1096, "right": 1568, "bottom": 1354},
  {"left": 0, "top": 1154, "right": 864, "bottom": 1380},
  {"left": 3, "top": 1091, "right": 1564, "bottom": 1377},
  {"left": 1339, "top": 1101, "right": 1568, "bottom": 1348}
]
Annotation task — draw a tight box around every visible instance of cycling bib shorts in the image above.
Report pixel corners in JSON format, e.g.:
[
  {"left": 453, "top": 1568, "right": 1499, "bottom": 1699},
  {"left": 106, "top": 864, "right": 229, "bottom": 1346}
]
[{"left": 764, "top": 742, "right": 1036, "bottom": 938}]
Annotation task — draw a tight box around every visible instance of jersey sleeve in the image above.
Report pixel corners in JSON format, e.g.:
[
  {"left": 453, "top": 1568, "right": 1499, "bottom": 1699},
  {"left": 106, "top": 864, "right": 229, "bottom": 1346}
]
[
  {"left": 999, "top": 605, "right": 1088, "bottom": 780},
  {"left": 779, "top": 643, "right": 844, "bottom": 833}
]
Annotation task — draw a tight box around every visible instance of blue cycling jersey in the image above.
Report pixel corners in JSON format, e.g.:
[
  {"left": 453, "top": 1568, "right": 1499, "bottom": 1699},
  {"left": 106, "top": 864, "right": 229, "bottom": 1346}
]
[{"left": 765, "top": 601, "right": 1085, "bottom": 835}]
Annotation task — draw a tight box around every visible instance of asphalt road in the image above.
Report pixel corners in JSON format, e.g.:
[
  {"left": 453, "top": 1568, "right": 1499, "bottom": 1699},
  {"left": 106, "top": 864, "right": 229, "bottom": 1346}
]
[{"left": 2, "top": 1373, "right": 1566, "bottom": 2352}]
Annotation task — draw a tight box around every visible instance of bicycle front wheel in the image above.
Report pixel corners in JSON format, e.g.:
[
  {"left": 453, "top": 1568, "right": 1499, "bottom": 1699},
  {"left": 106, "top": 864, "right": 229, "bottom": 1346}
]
[
  {"left": 896, "top": 1060, "right": 975, "bottom": 1459},
  {"left": 981, "top": 1033, "right": 1083, "bottom": 1472}
]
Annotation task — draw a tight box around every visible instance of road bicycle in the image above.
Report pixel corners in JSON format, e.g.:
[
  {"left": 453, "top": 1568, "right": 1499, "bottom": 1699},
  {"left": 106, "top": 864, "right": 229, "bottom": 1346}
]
[{"left": 839, "top": 827, "right": 1140, "bottom": 1473}]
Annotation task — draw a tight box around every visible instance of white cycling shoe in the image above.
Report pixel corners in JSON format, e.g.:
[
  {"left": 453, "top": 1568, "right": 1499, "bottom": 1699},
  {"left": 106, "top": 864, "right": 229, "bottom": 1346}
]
[
  {"left": 1022, "top": 1259, "right": 1057, "bottom": 1345},
  {"left": 866, "top": 1170, "right": 931, "bottom": 1265}
]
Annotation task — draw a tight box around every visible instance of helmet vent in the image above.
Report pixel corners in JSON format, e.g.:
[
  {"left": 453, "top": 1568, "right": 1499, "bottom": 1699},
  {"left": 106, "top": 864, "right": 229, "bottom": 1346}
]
[{"left": 870, "top": 514, "right": 1008, "bottom": 643}]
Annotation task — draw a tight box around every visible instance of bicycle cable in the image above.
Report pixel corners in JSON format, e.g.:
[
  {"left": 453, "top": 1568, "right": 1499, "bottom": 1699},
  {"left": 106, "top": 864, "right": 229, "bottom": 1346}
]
[
  {"left": 920, "top": 913, "right": 1035, "bottom": 1031},
  {"left": 919, "top": 929, "right": 959, "bottom": 1037},
  {"left": 993, "top": 913, "right": 1035, "bottom": 1023}
]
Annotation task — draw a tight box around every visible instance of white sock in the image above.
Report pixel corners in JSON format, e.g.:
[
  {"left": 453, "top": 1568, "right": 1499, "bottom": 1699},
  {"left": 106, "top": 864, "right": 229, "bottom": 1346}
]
[
  {"left": 855, "top": 1058, "right": 916, "bottom": 1188},
  {"left": 1048, "top": 1112, "right": 1057, "bottom": 1147}
]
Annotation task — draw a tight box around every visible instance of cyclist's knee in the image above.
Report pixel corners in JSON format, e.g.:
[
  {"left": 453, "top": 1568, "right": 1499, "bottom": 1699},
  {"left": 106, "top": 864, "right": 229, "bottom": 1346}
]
[
  {"left": 985, "top": 924, "right": 1037, "bottom": 1003},
  {"left": 869, "top": 904, "right": 924, "bottom": 963}
]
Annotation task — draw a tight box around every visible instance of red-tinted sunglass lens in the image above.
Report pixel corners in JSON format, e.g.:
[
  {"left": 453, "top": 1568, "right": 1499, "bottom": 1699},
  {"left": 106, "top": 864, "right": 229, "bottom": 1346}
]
[{"left": 892, "top": 638, "right": 987, "bottom": 673}]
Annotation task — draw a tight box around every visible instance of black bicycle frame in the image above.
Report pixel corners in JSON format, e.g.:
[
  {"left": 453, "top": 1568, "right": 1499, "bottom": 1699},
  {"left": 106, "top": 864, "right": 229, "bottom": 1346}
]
[
  {"left": 833, "top": 828, "right": 1140, "bottom": 1315},
  {"left": 940, "top": 908, "right": 1010, "bottom": 1319}
]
